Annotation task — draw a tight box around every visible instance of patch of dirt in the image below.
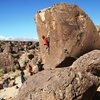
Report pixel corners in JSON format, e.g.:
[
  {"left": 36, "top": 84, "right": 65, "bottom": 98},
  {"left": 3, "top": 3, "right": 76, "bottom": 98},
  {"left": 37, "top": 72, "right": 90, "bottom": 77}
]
[{"left": 0, "top": 76, "right": 22, "bottom": 100}]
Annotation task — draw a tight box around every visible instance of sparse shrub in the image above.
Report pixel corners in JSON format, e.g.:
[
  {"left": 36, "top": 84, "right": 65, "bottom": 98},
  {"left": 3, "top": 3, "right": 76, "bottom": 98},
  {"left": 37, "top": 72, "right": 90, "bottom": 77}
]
[{"left": 0, "top": 69, "right": 4, "bottom": 77}]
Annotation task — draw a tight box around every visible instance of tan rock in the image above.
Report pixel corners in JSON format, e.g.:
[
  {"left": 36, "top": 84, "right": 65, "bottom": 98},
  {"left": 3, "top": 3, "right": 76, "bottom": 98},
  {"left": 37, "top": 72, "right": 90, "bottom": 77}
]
[
  {"left": 15, "top": 50, "right": 100, "bottom": 100},
  {"left": 96, "top": 26, "right": 100, "bottom": 35},
  {"left": 35, "top": 3, "right": 100, "bottom": 69}
]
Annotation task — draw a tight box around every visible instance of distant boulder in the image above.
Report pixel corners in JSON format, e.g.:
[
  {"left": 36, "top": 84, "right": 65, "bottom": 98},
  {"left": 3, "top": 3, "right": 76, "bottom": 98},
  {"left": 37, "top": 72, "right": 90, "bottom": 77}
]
[
  {"left": 0, "top": 52, "right": 13, "bottom": 73},
  {"left": 18, "top": 52, "right": 29, "bottom": 68},
  {"left": 0, "top": 47, "right": 3, "bottom": 53}
]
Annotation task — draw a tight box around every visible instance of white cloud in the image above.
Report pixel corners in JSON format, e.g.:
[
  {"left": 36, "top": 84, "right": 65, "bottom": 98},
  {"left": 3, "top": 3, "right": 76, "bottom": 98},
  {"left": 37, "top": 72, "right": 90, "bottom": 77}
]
[
  {"left": 0, "top": 35, "right": 14, "bottom": 40},
  {"left": 0, "top": 35, "right": 38, "bottom": 41}
]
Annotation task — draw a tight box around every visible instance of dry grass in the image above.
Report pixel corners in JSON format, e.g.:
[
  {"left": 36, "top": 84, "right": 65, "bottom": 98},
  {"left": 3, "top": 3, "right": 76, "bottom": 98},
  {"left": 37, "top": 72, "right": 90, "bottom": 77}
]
[{"left": 0, "top": 69, "right": 4, "bottom": 77}]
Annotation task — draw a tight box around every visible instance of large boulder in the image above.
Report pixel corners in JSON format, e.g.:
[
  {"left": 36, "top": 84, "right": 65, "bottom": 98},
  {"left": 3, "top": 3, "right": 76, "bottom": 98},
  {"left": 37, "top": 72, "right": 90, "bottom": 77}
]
[
  {"left": 35, "top": 3, "right": 100, "bottom": 69},
  {"left": 15, "top": 50, "right": 100, "bottom": 100}
]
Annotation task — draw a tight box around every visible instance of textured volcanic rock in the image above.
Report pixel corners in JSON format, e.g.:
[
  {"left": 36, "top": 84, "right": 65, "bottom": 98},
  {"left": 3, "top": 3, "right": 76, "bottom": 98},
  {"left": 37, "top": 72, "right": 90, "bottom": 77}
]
[
  {"left": 35, "top": 3, "right": 100, "bottom": 69},
  {"left": 15, "top": 50, "right": 100, "bottom": 100}
]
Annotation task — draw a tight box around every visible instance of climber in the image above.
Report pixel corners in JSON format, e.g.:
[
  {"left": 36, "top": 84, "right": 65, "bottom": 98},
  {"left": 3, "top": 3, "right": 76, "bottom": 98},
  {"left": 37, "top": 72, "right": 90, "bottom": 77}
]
[
  {"left": 3, "top": 77, "right": 10, "bottom": 88},
  {"left": 42, "top": 35, "right": 49, "bottom": 49},
  {"left": 37, "top": 61, "right": 44, "bottom": 71},
  {"left": 20, "top": 68, "right": 25, "bottom": 83},
  {"left": 28, "top": 64, "right": 33, "bottom": 76}
]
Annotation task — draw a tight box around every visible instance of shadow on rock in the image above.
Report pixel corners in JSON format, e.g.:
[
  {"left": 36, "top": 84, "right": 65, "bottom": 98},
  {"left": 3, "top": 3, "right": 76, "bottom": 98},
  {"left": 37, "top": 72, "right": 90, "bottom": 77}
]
[{"left": 93, "top": 91, "right": 100, "bottom": 100}]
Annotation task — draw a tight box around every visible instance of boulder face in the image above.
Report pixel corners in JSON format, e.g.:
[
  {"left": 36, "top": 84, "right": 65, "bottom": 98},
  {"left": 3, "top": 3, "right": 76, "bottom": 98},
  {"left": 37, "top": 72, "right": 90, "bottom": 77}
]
[
  {"left": 15, "top": 50, "right": 100, "bottom": 100},
  {"left": 96, "top": 26, "right": 100, "bottom": 35},
  {"left": 35, "top": 3, "right": 100, "bottom": 69}
]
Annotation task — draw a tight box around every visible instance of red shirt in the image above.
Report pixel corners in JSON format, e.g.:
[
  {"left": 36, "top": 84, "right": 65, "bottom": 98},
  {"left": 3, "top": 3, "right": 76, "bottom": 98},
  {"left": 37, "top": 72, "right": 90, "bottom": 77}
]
[
  {"left": 43, "top": 36, "right": 47, "bottom": 45},
  {"left": 29, "top": 65, "right": 32, "bottom": 72},
  {"left": 43, "top": 36, "right": 49, "bottom": 47}
]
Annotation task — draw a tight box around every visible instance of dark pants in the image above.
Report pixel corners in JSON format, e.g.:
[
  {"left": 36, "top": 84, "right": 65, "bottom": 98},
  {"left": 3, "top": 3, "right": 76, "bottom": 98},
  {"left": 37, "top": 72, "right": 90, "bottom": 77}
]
[{"left": 21, "top": 76, "right": 25, "bottom": 83}]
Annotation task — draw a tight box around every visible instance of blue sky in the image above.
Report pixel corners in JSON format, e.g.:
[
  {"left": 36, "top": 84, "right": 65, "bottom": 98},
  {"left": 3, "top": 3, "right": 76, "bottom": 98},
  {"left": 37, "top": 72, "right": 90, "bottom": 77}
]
[{"left": 0, "top": 0, "right": 100, "bottom": 40}]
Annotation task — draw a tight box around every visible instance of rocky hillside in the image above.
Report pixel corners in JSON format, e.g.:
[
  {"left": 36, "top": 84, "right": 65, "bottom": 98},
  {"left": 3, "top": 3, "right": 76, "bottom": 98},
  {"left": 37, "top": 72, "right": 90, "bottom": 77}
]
[{"left": 0, "top": 40, "right": 40, "bottom": 73}]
